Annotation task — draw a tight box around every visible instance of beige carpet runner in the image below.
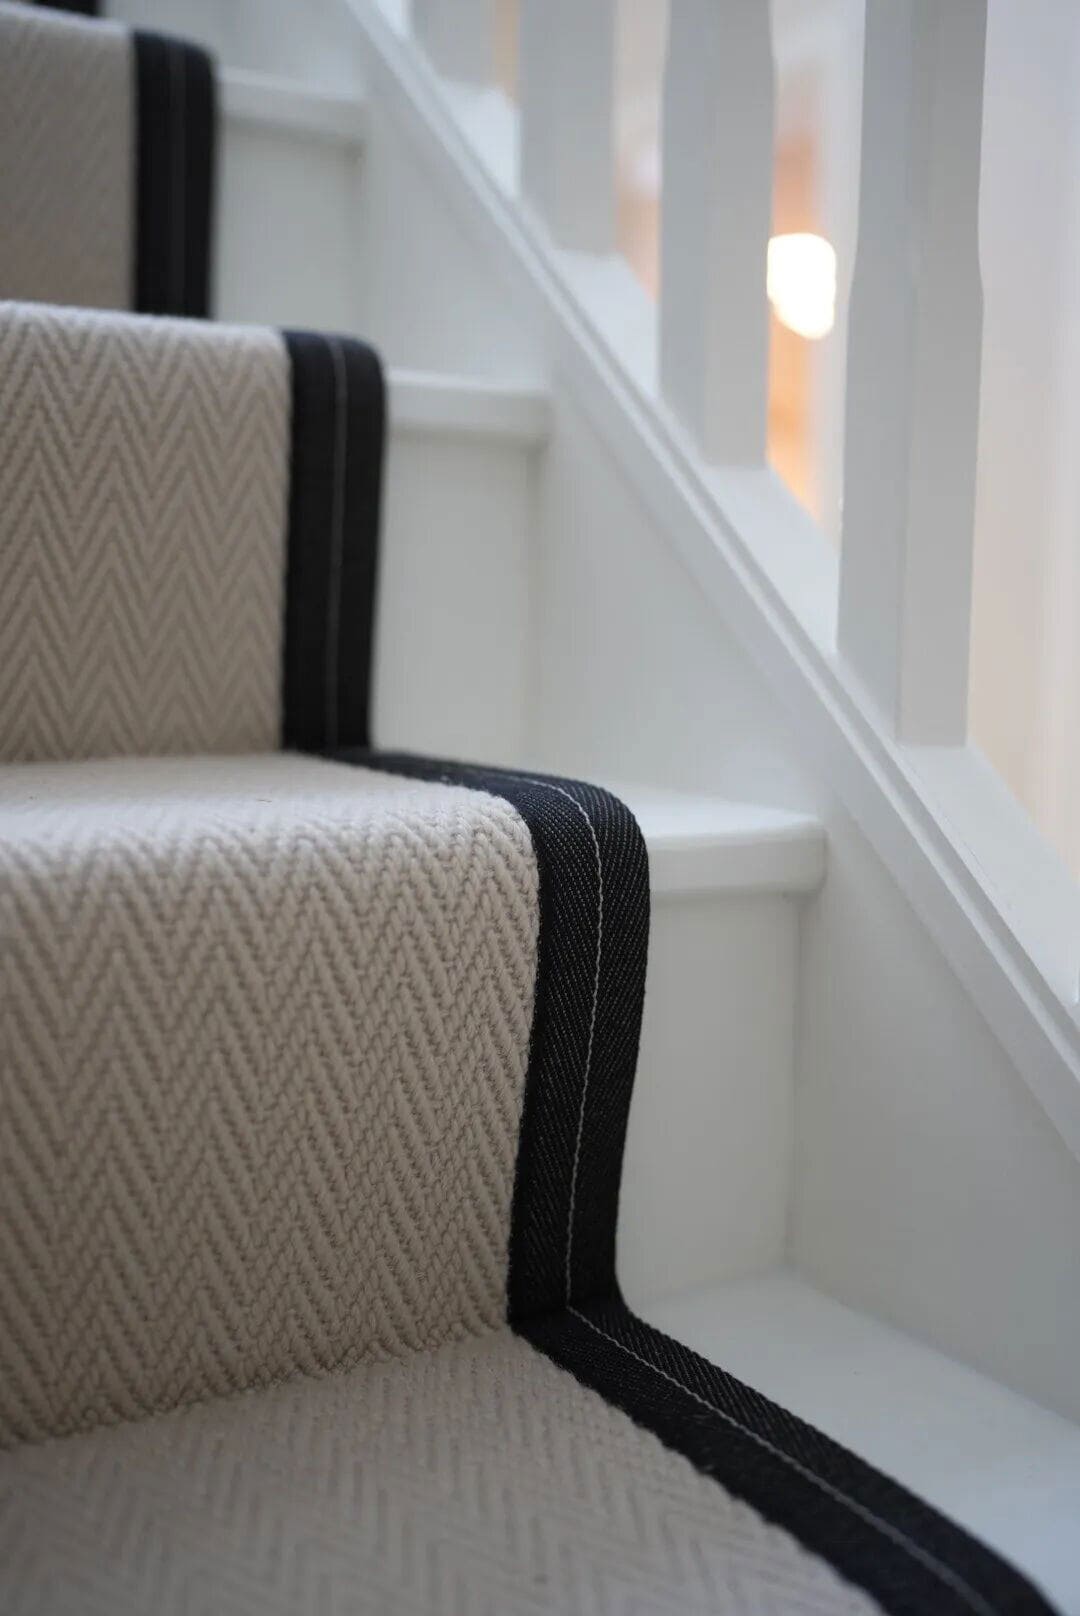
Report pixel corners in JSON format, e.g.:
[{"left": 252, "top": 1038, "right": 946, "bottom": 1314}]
[
  {"left": 0, "top": 0, "right": 215, "bottom": 316},
  {"left": 0, "top": 297, "right": 1056, "bottom": 1614}
]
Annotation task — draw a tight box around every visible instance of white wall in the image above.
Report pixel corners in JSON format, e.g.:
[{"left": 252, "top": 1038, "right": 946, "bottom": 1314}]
[
  {"left": 353, "top": 77, "right": 543, "bottom": 380},
  {"left": 794, "top": 803, "right": 1080, "bottom": 1424},
  {"left": 526, "top": 392, "right": 1080, "bottom": 1424},
  {"left": 527, "top": 394, "right": 811, "bottom": 810}
]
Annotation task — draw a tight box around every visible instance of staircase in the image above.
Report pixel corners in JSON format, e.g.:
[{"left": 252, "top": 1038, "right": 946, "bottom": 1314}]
[{"left": 0, "top": 1, "right": 1078, "bottom": 1612}]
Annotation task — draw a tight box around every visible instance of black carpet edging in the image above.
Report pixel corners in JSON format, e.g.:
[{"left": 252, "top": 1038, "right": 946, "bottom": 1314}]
[
  {"left": 35, "top": 0, "right": 100, "bottom": 13},
  {"left": 133, "top": 31, "right": 216, "bottom": 317},
  {"left": 335, "top": 753, "right": 651, "bottom": 1319},
  {"left": 282, "top": 335, "right": 385, "bottom": 754},
  {"left": 334, "top": 747, "right": 1056, "bottom": 1616},
  {"left": 522, "top": 1300, "right": 1055, "bottom": 1616}
]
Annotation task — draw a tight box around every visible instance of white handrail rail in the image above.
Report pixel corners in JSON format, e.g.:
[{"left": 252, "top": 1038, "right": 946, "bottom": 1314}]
[
  {"left": 660, "top": 0, "right": 775, "bottom": 464},
  {"left": 838, "top": 0, "right": 987, "bottom": 742}
]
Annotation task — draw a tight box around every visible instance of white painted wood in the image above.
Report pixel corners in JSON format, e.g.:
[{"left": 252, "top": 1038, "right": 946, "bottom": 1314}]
[
  {"left": 343, "top": 0, "right": 1080, "bottom": 1188},
  {"left": 411, "top": 0, "right": 493, "bottom": 85},
  {"left": 606, "top": 783, "right": 825, "bottom": 899},
  {"left": 793, "top": 792, "right": 1080, "bottom": 1428},
  {"left": 619, "top": 896, "right": 800, "bottom": 1303},
  {"left": 214, "top": 74, "right": 365, "bottom": 333},
  {"left": 659, "top": 0, "right": 775, "bottom": 463},
  {"left": 353, "top": 73, "right": 542, "bottom": 377},
  {"left": 644, "top": 1272, "right": 1080, "bottom": 1614},
  {"left": 518, "top": 0, "right": 617, "bottom": 252},
  {"left": 968, "top": 1, "right": 1080, "bottom": 884},
  {"left": 440, "top": 80, "right": 520, "bottom": 197},
  {"left": 390, "top": 370, "right": 549, "bottom": 446},
  {"left": 551, "top": 698, "right": 819, "bottom": 1311},
  {"left": 771, "top": 0, "right": 865, "bottom": 543},
  {"left": 839, "top": 0, "right": 987, "bottom": 742},
  {"left": 373, "top": 412, "right": 537, "bottom": 765},
  {"left": 107, "top": 0, "right": 365, "bottom": 90},
  {"left": 220, "top": 68, "right": 367, "bottom": 146}
]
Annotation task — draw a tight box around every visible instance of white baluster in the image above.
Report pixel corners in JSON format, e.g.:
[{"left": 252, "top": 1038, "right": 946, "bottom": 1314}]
[
  {"left": 412, "top": 0, "right": 494, "bottom": 85},
  {"left": 659, "top": 0, "right": 775, "bottom": 463},
  {"left": 839, "top": 0, "right": 987, "bottom": 742},
  {"left": 518, "top": 0, "right": 616, "bottom": 252}
]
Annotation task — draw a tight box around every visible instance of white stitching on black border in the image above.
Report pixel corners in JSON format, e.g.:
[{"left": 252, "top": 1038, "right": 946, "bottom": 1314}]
[
  {"left": 429, "top": 765, "right": 606, "bottom": 1303},
  {"left": 567, "top": 1305, "right": 999, "bottom": 1616}
]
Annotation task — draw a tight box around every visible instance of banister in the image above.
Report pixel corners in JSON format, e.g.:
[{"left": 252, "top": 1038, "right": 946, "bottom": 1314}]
[
  {"left": 659, "top": 0, "right": 775, "bottom": 465},
  {"left": 838, "top": 0, "right": 987, "bottom": 743}
]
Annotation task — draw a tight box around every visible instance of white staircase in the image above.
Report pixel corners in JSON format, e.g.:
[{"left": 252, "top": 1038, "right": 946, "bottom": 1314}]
[{"left": 84, "top": 4, "right": 1080, "bottom": 1609}]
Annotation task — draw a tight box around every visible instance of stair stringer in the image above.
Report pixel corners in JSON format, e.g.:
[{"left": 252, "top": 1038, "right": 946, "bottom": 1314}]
[
  {"left": 326, "top": 0, "right": 1080, "bottom": 1427},
  {"left": 527, "top": 391, "right": 1080, "bottom": 1425}
]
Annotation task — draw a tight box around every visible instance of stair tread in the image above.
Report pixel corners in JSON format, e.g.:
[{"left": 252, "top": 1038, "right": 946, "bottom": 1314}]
[
  {"left": 640, "top": 1271, "right": 1080, "bottom": 1614},
  {"left": 388, "top": 369, "right": 551, "bottom": 445},
  {"left": 220, "top": 67, "right": 367, "bottom": 146},
  {"left": 605, "top": 781, "right": 825, "bottom": 897}
]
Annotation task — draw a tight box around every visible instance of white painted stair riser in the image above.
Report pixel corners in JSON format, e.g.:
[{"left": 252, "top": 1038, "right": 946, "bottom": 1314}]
[
  {"left": 215, "top": 70, "right": 368, "bottom": 333},
  {"left": 615, "top": 790, "right": 824, "bottom": 1303},
  {"left": 374, "top": 376, "right": 547, "bottom": 767},
  {"left": 106, "top": 0, "right": 365, "bottom": 91},
  {"left": 197, "top": 66, "right": 541, "bottom": 770}
]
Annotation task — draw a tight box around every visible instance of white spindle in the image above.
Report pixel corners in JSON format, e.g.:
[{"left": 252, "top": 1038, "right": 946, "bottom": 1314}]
[
  {"left": 518, "top": 0, "right": 616, "bottom": 253},
  {"left": 838, "top": 0, "right": 987, "bottom": 742},
  {"left": 659, "top": 0, "right": 775, "bottom": 463},
  {"left": 412, "top": 0, "right": 494, "bottom": 86}
]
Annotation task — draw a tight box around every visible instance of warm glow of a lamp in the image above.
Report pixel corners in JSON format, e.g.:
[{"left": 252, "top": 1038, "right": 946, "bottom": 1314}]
[{"left": 767, "top": 232, "right": 837, "bottom": 340}]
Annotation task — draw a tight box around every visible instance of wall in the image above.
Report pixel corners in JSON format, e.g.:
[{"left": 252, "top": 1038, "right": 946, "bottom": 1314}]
[
  {"left": 794, "top": 803, "right": 1080, "bottom": 1423},
  {"left": 529, "top": 385, "right": 1080, "bottom": 1424}
]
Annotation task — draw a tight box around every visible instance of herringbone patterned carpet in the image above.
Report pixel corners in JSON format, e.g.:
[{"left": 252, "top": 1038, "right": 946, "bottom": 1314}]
[
  {"left": 0, "top": 754, "right": 538, "bottom": 1445},
  {"left": 0, "top": 3, "right": 132, "bottom": 309},
  {"left": 0, "top": 1329, "right": 879, "bottom": 1616},
  {"left": 0, "top": 303, "right": 290, "bottom": 763}
]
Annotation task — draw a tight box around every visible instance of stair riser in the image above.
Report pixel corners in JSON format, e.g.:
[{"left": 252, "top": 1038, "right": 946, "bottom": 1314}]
[
  {"left": 107, "top": 0, "right": 363, "bottom": 90},
  {"left": 619, "top": 893, "right": 797, "bottom": 1305},
  {"left": 375, "top": 428, "right": 534, "bottom": 764},
  {"left": 216, "top": 98, "right": 365, "bottom": 333}
]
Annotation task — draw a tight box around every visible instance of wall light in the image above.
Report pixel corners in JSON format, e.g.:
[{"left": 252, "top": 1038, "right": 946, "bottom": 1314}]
[{"left": 767, "top": 232, "right": 837, "bottom": 340}]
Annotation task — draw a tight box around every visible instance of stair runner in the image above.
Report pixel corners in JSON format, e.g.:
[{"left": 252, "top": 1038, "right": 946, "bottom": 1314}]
[
  {"left": 0, "top": 15, "right": 1061, "bottom": 1609},
  {"left": 0, "top": 0, "right": 214, "bottom": 316},
  {"left": 0, "top": 297, "right": 1056, "bottom": 1614}
]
